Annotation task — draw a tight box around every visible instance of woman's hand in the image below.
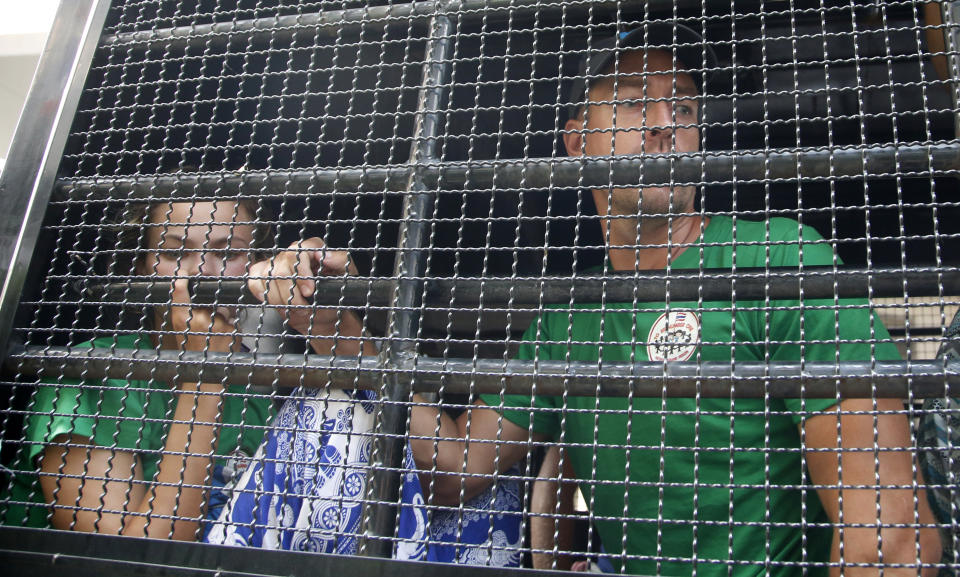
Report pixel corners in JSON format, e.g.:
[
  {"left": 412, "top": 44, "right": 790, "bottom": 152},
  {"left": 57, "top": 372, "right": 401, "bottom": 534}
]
[
  {"left": 246, "top": 238, "right": 373, "bottom": 357},
  {"left": 246, "top": 238, "right": 355, "bottom": 338},
  {"left": 168, "top": 279, "right": 241, "bottom": 353}
]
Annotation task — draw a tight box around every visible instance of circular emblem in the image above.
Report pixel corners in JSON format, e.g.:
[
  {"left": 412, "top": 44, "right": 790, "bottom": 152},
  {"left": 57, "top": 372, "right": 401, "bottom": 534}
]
[
  {"left": 343, "top": 471, "right": 365, "bottom": 498},
  {"left": 646, "top": 310, "right": 701, "bottom": 362},
  {"left": 313, "top": 502, "right": 346, "bottom": 531},
  {"left": 291, "top": 531, "right": 331, "bottom": 553}
]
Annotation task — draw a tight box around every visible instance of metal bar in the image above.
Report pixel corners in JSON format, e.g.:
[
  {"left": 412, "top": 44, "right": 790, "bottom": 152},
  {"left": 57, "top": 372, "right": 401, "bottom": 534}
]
[
  {"left": 360, "top": 12, "right": 456, "bottom": 558},
  {"left": 97, "top": 0, "right": 683, "bottom": 52},
  {"left": 55, "top": 143, "right": 960, "bottom": 200},
  {"left": 0, "top": 0, "right": 112, "bottom": 361},
  {"left": 943, "top": 2, "right": 960, "bottom": 138},
  {"left": 8, "top": 346, "right": 960, "bottom": 399},
  {"left": 77, "top": 267, "right": 960, "bottom": 307},
  {"left": 0, "top": 526, "right": 571, "bottom": 577},
  {"left": 8, "top": 346, "right": 384, "bottom": 391}
]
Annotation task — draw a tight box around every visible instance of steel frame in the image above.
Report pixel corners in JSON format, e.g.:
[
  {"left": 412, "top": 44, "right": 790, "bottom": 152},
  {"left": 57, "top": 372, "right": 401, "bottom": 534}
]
[
  {"left": 0, "top": 0, "right": 112, "bottom": 360},
  {"left": 360, "top": 11, "right": 456, "bottom": 554},
  {"left": 8, "top": 346, "right": 960, "bottom": 399},
  {"left": 56, "top": 144, "right": 960, "bottom": 199},
  {"left": 0, "top": 525, "right": 565, "bottom": 577},
  {"left": 80, "top": 266, "right": 960, "bottom": 307},
  {"left": 0, "top": 0, "right": 958, "bottom": 569}
]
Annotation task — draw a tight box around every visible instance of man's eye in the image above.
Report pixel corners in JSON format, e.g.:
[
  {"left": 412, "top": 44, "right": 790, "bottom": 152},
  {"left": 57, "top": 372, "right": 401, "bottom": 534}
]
[{"left": 677, "top": 104, "right": 697, "bottom": 117}]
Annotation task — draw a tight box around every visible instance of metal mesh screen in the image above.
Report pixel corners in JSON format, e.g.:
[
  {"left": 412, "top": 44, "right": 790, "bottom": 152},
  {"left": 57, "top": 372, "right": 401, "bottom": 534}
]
[{"left": 2, "top": 0, "right": 960, "bottom": 575}]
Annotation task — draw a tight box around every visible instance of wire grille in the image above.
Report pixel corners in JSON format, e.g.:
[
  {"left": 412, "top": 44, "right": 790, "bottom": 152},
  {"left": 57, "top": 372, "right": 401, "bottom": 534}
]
[{"left": 2, "top": 0, "right": 959, "bottom": 575}]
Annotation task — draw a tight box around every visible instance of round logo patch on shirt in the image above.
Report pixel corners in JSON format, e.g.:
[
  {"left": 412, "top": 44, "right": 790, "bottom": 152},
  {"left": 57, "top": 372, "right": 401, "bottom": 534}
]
[{"left": 646, "top": 310, "right": 701, "bottom": 362}]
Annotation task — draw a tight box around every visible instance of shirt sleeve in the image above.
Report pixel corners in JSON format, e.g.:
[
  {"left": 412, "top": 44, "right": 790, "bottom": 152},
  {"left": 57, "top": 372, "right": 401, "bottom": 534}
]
[
  {"left": 479, "top": 313, "right": 560, "bottom": 438},
  {"left": 24, "top": 377, "right": 144, "bottom": 466},
  {"left": 765, "top": 219, "right": 902, "bottom": 423},
  {"left": 24, "top": 379, "right": 97, "bottom": 465}
]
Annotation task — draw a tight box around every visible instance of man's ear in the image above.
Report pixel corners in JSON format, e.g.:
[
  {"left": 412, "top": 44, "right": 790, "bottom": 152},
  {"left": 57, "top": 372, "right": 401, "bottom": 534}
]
[{"left": 563, "top": 116, "right": 584, "bottom": 157}]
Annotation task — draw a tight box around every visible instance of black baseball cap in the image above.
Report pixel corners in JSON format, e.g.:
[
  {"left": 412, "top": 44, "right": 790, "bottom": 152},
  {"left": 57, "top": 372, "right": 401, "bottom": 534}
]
[{"left": 567, "top": 22, "right": 719, "bottom": 118}]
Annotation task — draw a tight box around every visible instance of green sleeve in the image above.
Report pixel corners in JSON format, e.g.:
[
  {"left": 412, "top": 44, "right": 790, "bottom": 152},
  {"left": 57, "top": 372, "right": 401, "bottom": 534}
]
[
  {"left": 479, "top": 313, "right": 560, "bottom": 438},
  {"left": 766, "top": 219, "right": 901, "bottom": 422},
  {"left": 24, "top": 377, "right": 153, "bottom": 466},
  {"left": 24, "top": 380, "right": 97, "bottom": 465},
  {"left": 3, "top": 377, "right": 127, "bottom": 529},
  {"left": 23, "top": 336, "right": 160, "bottom": 466}
]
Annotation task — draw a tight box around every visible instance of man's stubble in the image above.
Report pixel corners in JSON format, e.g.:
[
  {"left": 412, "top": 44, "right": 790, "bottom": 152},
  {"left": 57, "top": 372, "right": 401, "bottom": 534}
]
[{"left": 602, "top": 183, "right": 697, "bottom": 243}]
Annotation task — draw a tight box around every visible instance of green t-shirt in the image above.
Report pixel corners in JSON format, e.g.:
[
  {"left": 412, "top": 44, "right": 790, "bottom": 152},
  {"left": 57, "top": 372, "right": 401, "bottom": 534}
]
[
  {"left": 481, "top": 216, "right": 901, "bottom": 577},
  {"left": 2, "top": 334, "right": 273, "bottom": 529}
]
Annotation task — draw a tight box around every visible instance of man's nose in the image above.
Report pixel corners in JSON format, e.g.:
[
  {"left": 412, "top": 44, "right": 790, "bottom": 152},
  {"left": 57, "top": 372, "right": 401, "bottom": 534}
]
[{"left": 642, "top": 101, "right": 675, "bottom": 153}]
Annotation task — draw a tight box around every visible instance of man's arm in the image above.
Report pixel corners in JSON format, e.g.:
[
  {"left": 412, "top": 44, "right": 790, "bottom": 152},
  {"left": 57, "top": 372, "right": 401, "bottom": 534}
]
[
  {"left": 531, "top": 445, "right": 579, "bottom": 570},
  {"left": 804, "top": 398, "right": 941, "bottom": 577},
  {"left": 409, "top": 399, "right": 546, "bottom": 506}
]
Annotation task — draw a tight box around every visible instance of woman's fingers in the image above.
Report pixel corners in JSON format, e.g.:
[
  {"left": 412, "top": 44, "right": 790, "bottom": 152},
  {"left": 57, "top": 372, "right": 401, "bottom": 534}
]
[
  {"left": 244, "top": 238, "right": 355, "bottom": 336},
  {"left": 247, "top": 259, "right": 271, "bottom": 304},
  {"left": 318, "top": 247, "right": 352, "bottom": 276},
  {"left": 247, "top": 249, "right": 310, "bottom": 327},
  {"left": 169, "top": 279, "right": 208, "bottom": 331},
  {"left": 169, "top": 279, "right": 236, "bottom": 340},
  {"left": 292, "top": 248, "right": 318, "bottom": 299},
  {"left": 289, "top": 238, "right": 352, "bottom": 297},
  {"left": 170, "top": 278, "right": 192, "bottom": 305},
  {"left": 248, "top": 258, "right": 299, "bottom": 306},
  {"left": 248, "top": 238, "right": 352, "bottom": 305},
  {"left": 210, "top": 306, "right": 238, "bottom": 334},
  {"left": 167, "top": 279, "right": 236, "bottom": 351}
]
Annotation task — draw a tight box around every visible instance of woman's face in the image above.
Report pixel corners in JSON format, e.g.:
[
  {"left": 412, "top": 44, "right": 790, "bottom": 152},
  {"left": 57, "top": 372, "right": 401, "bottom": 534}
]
[{"left": 135, "top": 201, "right": 256, "bottom": 279}]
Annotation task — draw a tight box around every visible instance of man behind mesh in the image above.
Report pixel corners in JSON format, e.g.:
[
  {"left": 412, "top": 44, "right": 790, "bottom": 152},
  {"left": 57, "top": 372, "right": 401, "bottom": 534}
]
[{"left": 408, "top": 24, "right": 942, "bottom": 577}]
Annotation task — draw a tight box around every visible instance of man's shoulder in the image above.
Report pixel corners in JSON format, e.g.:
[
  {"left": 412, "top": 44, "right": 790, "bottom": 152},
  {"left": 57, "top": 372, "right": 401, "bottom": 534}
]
[
  {"left": 727, "top": 217, "right": 829, "bottom": 248},
  {"left": 710, "top": 216, "right": 822, "bottom": 242},
  {"left": 702, "top": 216, "right": 831, "bottom": 268},
  {"left": 762, "top": 217, "right": 827, "bottom": 242}
]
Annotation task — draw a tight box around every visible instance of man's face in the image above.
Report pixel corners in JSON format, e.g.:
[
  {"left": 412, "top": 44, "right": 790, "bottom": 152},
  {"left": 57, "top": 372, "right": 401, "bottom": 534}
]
[{"left": 563, "top": 49, "right": 700, "bottom": 221}]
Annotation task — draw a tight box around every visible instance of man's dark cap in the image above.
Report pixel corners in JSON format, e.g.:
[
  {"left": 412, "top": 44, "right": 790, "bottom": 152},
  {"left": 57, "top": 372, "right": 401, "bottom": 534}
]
[{"left": 567, "top": 22, "right": 719, "bottom": 118}]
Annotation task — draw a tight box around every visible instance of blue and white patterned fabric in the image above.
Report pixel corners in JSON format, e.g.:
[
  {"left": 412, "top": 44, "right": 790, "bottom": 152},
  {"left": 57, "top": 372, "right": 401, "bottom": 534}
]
[{"left": 205, "top": 387, "right": 523, "bottom": 567}]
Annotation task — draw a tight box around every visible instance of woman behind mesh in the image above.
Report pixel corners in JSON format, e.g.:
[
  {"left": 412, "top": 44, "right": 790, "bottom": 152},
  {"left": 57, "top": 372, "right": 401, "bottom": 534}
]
[{"left": 3, "top": 198, "right": 274, "bottom": 540}]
